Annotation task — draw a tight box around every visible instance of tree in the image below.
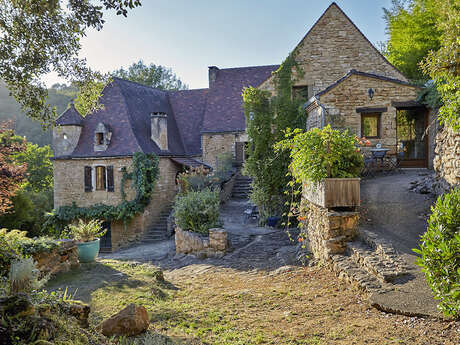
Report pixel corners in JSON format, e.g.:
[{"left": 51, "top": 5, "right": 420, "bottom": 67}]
[
  {"left": 421, "top": 0, "right": 460, "bottom": 131},
  {"left": 0, "top": 123, "right": 26, "bottom": 213},
  {"left": 242, "top": 55, "right": 306, "bottom": 221},
  {"left": 0, "top": 0, "right": 141, "bottom": 126},
  {"left": 383, "top": 0, "right": 441, "bottom": 81},
  {"left": 112, "top": 60, "right": 188, "bottom": 90},
  {"left": 14, "top": 143, "right": 53, "bottom": 193}
]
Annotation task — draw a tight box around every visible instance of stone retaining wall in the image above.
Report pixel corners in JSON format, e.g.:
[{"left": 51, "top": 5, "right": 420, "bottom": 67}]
[
  {"left": 220, "top": 174, "right": 237, "bottom": 203},
  {"left": 433, "top": 126, "right": 459, "bottom": 190},
  {"left": 301, "top": 201, "right": 359, "bottom": 262},
  {"left": 175, "top": 227, "right": 228, "bottom": 258},
  {"left": 34, "top": 240, "right": 80, "bottom": 277}
]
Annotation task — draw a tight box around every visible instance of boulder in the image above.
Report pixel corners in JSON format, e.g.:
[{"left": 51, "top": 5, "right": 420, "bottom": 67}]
[
  {"left": 69, "top": 302, "right": 91, "bottom": 328},
  {"left": 0, "top": 293, "right": 35, "bottom": 318},
  {"left": 97, "top": 304, "right": 149, "bottom": 337}
]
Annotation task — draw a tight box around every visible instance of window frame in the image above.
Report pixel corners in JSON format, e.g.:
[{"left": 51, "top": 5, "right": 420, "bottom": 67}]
[
  {"left": 96, "top": 132, "right": 104, "bottom": 145},
  {"left": 361, "top": 112, "right": 381, "bottom": 139},
  {"left": 292, "top": 85, "right": 310, "bottom": 100},
  {"left": 95, "top": 166, "right": 106, "bottom": 191}
]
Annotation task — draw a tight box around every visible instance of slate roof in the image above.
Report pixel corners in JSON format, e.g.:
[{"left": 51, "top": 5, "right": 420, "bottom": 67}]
[
  {"left": 55, "top": 103, "right": 83, "bottom": 126},
  {"left": 55, "top": 66, "right": 277, "bottom": 159},
  {"left": 202, "top": 65, "right": 279, "bottom": 133}
]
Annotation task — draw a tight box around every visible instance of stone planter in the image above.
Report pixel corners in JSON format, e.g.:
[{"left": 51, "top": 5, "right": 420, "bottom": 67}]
[
  {"left": 303, "top": 178, "right": 360, "bottom": 208},
  {"left": 77, "top": 239, "right": 100, "bottom": 263},
  {"left": 175, "top": 227, "right": 228, "bottom": 258}
]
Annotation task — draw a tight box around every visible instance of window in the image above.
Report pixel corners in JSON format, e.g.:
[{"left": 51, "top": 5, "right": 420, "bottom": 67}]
[
  {"left": 96, "top": 132, "right": 104, "bottom": 145},
  {"left": 96, "top": 166, "right": 106, "bottom": 190},
  {"left": 292, "top": 85, "right": 309, "bottom": 99},
  {"left": 361, "top": 113, "right": 381, "bottom": 138}
]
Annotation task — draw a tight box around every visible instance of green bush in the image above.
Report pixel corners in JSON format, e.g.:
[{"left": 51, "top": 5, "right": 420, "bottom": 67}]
[
  {"left": 0, "top": 229, "right": 59, "bottom": 276},
  {"left": 413, "top": 187, "right": 460, "bottom": 318},
  {"left": 173, "top": 188, "right": 221, "bottom": 235},
  {"left": 64, "top": 219, "right": 106, "bottom": 242},
  {"left": 275, "top": 125, "right": 364, "bottom": 184}
]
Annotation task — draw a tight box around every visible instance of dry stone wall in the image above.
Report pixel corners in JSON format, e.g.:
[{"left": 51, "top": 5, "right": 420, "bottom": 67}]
[
  {"left": 433, "top": 126, "right": 460, "bottom": 189},
  {"left": 34, "top": 240, "right": 79, "bottom": 277},
  {"left": 175, "top": 227, "right": 228, "bottom": 258}
]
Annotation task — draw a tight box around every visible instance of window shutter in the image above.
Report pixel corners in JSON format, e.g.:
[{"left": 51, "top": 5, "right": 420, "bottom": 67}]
[
  {"left": 84, "top": 166, "right": 92, "bottom": 192},
  {"left": 107, "top": 166, "right": 114, "bottom": 192}
]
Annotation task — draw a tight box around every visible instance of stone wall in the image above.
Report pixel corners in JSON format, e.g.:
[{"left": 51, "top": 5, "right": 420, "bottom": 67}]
[
  {"left": 433, "top": 126, "right": 460, "bottom": 188},
  {"left": 317, "top": 74, "right": 419, "bottom": 152},
  {"left": 201, "top": 132, "right": 247, "bottom": 169},
  {"left": 220, "top": 173, "right": 237, "bottom": 203},
  {"left": 54, "top": 157, "right": 181, "bottom": 251},
  {"left": 175, "top": 227, "right": 228, "bottom": 258},
  {"left": 34, "top": 240, "right": 79, "bottom": 277},
  {"left": 301, "top": 201, "right": 359, "bottom": 262},
  {"left": 259, "top": 3, "right": 406, "bottom": 94}
]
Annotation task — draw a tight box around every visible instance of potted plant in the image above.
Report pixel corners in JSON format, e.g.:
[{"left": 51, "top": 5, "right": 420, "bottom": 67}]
[
  {"left": 275, "top": 125, "right": 364, "bottom": 208},
  {"left": 65, "top": 219, "right": 106, "bottom": 263}
]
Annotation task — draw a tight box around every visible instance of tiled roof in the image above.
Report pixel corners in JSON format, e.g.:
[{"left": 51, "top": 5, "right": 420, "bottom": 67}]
[
  {"left": 169, "top": 88, "right": 209, "bottom": 155},
  {"left": 55, "top": 103, "right": 83, "bottom": 126},
  {"left": 201, "top": 65, "right": 279, "bottom": 133}
]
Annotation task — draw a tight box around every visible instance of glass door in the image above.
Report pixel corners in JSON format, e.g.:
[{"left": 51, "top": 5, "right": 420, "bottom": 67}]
[{"left": 396, "top": 109, "right": 428, "bottom": 167}]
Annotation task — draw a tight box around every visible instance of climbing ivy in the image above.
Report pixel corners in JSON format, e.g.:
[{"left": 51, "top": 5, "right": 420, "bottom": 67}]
[
  {"left": 45, "top": 152, "right": 159, "bottom": 230},
  {"left": 242, "top": 52, "right": 306, "bottom": 221}
]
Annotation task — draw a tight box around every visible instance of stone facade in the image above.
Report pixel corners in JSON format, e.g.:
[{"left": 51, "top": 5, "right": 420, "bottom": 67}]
[
  {"left": 260, "top": 3, "right": 406, "bottom": 94},
  {"left": 201, "top": 132, "right": 248, "bottom": 169},
  {"left": 301, "top": 201, "right": 359, "bottom": 262},
  {"left": 175, "top": 227, "right": 228, "bottom": 258},
  {"left": 316, "top": 74, "right": 419, "bottom": 152},
  {"left": 433, "top": 126, "right": 460, "bottom": 188},
  {"left": 54, "top": 157, "right": 181, "bottom": 251}
]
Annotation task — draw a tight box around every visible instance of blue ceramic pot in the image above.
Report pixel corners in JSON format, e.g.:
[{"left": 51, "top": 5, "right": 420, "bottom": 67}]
[
  {"left": 77, "top": 238, "right": 100, "bottom": 263},
  {"left": 266, "top": 216, "right": 281, "bottom": 227}
]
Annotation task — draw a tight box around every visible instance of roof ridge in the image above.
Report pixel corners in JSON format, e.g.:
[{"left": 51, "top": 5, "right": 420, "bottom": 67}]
[
  {"left": 291, "top": 2, "right": 407, "bottom": 81},
  {"left": 112, "top": 76, "right": 168, "bottom": 93},
  {"left": 315, "top": 69, "right": 416, "bottom": 97},
  {"left": 218, "top": 64, "right": 280, "bottom": 71}
]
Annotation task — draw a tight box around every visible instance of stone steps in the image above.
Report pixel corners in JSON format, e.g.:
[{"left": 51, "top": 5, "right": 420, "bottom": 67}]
[
  {"left": 231, "top": 176, "right": 252, "bottom": 198},
  {"left": 143, "top": 207, "right": 173, "bottom": 243},
  {"left": 329, "top": 230, "right": 410, "bottom": 293}
]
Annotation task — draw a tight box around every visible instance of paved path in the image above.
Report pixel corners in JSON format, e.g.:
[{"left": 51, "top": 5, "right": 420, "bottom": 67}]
[
  {"left": 102, "top": 198, "right": 299, "bottom": 272},
  {"left": 360, "top": 170, "right": 443, "bottom": 318}
]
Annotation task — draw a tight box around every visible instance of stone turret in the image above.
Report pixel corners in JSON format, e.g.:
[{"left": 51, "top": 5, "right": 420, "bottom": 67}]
[
  {"left": 53, "top": 104, "right": 83, "bottom": 157},
  {"left": 151, "top": 112, "right": 168, "bottom": 151}
]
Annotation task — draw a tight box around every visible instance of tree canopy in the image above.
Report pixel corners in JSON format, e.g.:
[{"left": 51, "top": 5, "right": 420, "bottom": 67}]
[
  {"left": 0, "top": 0, "right": 141, "bottom": 126},
  {"left": 383, "top": 0, "right": 441, "bottom": 81},
  {"left": 112, "top": 60, "right": 188, "bottom": 90}
]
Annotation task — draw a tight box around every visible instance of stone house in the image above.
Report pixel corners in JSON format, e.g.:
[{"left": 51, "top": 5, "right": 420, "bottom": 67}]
[{"left": 53, "top": 2, "right": 434, "bottom": 251}]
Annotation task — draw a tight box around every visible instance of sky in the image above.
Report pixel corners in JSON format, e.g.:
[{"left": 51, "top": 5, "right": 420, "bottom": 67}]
[{"left": 44, "top": 0, "right": 394, "bottom": 89}]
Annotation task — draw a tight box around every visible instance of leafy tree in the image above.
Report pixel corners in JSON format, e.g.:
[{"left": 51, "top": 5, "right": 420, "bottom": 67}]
[
  {"left": 421, "top": 0, "right": 460, "bottom": 131},
  {"left": 242, "top": 54, "right": 306, "bottom": 220},
  {"left": 383, "top": 0, "right": 441, "bottom": 81},
  {"left": 14, "top": 143, "right": 53, "bottom": 193},
  {"left": 112, "top": 60, "right": 188, "bottom": 90},
  {"left": 0, "top": 123, "right": 26, "bottom": 213},
  {"left": 0, "top": 0, "right": 141, "bottom": 126}
]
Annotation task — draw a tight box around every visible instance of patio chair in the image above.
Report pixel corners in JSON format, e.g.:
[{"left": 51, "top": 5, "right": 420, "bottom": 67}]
[{"left": 361, "top": 152, "right": 376, "bottom": 178}]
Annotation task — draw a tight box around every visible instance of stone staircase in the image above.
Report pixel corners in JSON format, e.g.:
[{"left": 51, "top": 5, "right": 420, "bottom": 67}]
[
  {"left": 232, "top": 175, "right": 252, "bottom": 199},
  {"left": 329, "top": 229, "right": 411, "bottom": 294},
  {"left": 143, "top": 206, "right": 173, "bottom": 243}
]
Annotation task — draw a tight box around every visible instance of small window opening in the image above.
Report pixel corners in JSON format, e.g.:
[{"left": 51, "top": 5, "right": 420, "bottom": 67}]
[
  {"left": 292, "top": 85, "right": 309, "bottom": 99},
  {"left": 361, "top": 113, "right": 381, "bottom": 138},
  {"left": 96, "top": 132, "right": 104, "bottom": 145}
]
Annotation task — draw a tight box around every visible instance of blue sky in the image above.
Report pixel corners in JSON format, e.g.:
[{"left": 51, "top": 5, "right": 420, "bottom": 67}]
[{"left": 45, "top": 0, "right": 393, "bottom": 89}]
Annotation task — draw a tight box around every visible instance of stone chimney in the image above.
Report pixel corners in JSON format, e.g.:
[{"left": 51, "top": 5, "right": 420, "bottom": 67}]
[
  {"left": 208, "top": 66, "right": 219, "bottom": 87},
  {"left": 151, "top": 112, "right": 168, "bottom": 151}
]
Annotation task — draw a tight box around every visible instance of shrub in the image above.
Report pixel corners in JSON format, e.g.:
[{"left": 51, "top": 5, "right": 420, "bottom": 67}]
[
  {"left": 413, "top": 187, "right": 460, "bottom": 318},
  {"left": 173, "top": 188, "right": 221, "bottom": 235},
  {"left": 0, "top": 229, "right": 60, "bottom": 276},
  {"left": 8, "top": 257, "right": 48, "bottom": 294},
  {"left": 65, "top": 219, "right": 106, "bottom": 242},
  {"left": 275, "top": 125, "right": 364, "bottom": 184}
]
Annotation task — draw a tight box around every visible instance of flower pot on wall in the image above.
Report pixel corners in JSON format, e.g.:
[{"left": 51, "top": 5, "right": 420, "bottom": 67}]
[
  {"left": 76, "top": 238, "right": 100, "bottom": 263},
  {"left": 303, "top": 178, "right": 360, "bottom": 208}
]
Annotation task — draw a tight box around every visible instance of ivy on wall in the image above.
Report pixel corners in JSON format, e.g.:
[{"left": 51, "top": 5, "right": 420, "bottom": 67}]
[{"left": 45, "top": 152, "right": 159, "bottom": 229}]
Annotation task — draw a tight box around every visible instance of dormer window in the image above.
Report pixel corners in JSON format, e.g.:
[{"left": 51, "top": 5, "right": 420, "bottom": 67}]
[
  {"left": 96, "top": 132, "right": 104, "bottom": 145},
  {"left": 94, "top": 122, "right": 112, "bottom": 152}
]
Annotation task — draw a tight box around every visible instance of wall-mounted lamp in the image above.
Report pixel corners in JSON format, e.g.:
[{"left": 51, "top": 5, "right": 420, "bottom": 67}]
[{"left": 368, "top": 88, "right": 375, "bottom": 100}]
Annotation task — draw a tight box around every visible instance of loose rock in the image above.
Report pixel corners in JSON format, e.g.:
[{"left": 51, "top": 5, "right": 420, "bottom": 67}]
[{"left": 97, "top": 303, "right": 149, "bottom": 337}]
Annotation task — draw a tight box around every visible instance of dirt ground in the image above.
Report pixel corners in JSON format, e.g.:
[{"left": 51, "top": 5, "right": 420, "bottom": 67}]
[{"left": 46, "top": 260, "right": 459, "bottom": 345}]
